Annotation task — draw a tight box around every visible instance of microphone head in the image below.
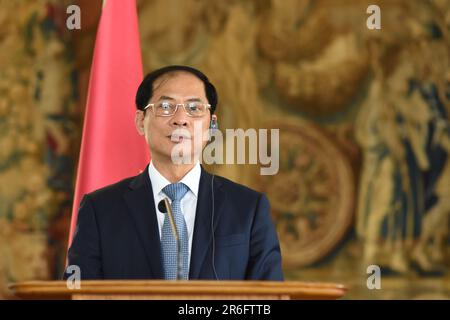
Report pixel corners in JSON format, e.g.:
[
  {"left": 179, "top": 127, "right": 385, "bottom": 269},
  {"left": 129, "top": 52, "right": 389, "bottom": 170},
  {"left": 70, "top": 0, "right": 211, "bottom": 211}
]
[{"left": 158, "top": 199, "right": 167, "bottom": 213}]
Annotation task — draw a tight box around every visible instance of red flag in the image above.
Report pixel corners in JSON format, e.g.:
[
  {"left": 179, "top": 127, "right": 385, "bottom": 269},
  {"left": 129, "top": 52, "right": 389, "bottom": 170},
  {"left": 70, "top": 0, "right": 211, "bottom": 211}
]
[{"left": 68, "top": 0, "right": 150, "bottom": 247}]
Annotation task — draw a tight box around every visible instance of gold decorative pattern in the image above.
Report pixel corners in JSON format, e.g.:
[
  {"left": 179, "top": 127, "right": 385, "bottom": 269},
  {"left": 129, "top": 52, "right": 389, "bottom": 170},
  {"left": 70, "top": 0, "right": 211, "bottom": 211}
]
[{"left": 261, "top": 120, "right": 355, "bottom": 268}]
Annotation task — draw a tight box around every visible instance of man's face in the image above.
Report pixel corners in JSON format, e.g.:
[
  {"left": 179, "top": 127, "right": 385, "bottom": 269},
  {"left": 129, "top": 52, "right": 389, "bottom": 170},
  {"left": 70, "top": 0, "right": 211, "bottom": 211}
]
[{"left": 135, "top": 72, "right": 212, "bottom": 164}]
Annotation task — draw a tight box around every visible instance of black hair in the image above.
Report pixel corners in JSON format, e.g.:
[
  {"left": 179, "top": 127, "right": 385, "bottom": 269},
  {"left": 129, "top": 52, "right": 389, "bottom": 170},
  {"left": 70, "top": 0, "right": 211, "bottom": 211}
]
[{"left": 135, "top": 65, "right": 218, "bottom": 114}]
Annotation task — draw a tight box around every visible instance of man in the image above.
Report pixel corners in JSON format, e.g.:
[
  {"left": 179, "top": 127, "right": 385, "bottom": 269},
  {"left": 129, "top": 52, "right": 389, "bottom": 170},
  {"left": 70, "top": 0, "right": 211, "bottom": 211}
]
[{"left": 64, "top": 65, "right": 283, "bottom": 280}]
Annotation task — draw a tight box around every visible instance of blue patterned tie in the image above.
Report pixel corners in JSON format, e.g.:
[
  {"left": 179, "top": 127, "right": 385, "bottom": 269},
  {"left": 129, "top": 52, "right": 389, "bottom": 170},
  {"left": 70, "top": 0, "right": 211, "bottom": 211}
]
[{"left": 161, "top": 183, "right": 189, "bottom": 280}]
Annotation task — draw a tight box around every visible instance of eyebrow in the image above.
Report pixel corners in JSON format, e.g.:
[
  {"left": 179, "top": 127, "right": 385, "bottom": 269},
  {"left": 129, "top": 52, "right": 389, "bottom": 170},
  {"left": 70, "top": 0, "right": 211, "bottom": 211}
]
[
  {"left": 186, "top": 98, "right": 202, "bottom": 102},
  {"left": 157, "top": 95, "right": 203, "bottom": 102},
  {"left": 157, "top": 95, "right": 175, "bottom": 101}
]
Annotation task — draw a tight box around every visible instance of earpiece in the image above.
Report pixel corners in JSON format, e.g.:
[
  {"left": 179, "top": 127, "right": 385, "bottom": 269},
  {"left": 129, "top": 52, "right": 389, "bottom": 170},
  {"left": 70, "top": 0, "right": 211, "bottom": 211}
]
[
  {"left": 210, "top": 114, "right": 218, "bottom": 130},
  {"left": 209, "top": 115, "right": 218, "bottom": 142}
]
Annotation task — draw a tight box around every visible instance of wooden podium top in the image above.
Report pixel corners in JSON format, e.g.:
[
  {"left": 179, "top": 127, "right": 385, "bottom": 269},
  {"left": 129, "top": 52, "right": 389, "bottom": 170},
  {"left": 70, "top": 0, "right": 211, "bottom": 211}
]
[{"left": 9, "top": 280, "right": 347, "bottom": 300}]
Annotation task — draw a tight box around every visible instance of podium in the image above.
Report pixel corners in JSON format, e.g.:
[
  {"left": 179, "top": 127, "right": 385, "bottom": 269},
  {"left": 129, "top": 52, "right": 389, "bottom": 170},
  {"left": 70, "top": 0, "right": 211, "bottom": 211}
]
[{"left": 9, "top": 280, "right": 346, "bottom": 300}]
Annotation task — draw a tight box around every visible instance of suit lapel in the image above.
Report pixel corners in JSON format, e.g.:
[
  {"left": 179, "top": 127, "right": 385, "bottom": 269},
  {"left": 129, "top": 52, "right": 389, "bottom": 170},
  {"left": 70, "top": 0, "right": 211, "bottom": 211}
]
[
  {"left": 123, "top": 166, "right": 164, "bottom": 279},
  {"left": 189, "top": 166, "right": 226, "bottom": 279}
]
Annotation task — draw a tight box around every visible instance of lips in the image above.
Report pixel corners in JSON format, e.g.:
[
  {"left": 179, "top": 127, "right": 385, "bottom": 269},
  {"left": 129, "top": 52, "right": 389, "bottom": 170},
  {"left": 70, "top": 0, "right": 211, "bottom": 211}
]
[{"left": 168, "top": 133, "right": 191, "bottom": 143}]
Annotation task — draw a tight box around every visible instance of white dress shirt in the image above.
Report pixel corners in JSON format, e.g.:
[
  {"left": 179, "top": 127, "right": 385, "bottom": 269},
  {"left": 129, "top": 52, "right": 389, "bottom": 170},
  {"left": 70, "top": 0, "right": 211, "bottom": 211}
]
[{"left": 148, "top": 161, "right": 200, "bottom": 270}]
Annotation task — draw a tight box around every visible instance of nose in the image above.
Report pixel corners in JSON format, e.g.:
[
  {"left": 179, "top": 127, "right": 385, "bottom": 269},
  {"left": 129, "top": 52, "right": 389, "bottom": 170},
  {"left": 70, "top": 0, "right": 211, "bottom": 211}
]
[{"left": 170, "top": 105, "right": 189, "bottom": 127}]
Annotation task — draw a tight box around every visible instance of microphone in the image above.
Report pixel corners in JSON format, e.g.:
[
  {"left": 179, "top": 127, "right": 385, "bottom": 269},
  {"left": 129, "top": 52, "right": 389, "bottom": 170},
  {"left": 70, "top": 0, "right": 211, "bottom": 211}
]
[
  {"left": 160, "top": 198, "right": 183, "bottom": 280},
  {"left": 159, "top": 176, "right": 219, "bottom": 280},
  {"left": 158, "top": 199, "right": 167, "bottom": 213}
]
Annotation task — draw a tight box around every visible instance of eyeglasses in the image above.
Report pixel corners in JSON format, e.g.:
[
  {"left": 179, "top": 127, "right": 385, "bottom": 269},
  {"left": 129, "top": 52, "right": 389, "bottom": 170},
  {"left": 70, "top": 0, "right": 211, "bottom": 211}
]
[{"left": 144, "top": 101, "right": 211, "bottom": 117}]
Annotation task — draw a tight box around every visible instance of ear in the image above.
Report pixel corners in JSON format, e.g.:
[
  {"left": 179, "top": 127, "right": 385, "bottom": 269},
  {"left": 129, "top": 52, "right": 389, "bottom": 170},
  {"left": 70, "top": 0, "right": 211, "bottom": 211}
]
[{"left": 135, "top": 110, "right": 145, "bottom": 136}]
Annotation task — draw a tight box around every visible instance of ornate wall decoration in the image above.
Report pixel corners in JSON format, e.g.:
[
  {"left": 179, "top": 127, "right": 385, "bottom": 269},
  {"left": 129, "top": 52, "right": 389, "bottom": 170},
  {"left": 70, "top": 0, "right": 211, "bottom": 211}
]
[
  {"left": 356, "top": 24, "right": 450, "bottom": 273},
  {"left": 257, "top": 0, "right": 370, "bottom": 117},
  {"left": 273, "top": 33, "right": 369, "bottom": 117},
  {"left": 0, "top": 1, "right": 77, "bottom": 298},
  {"left": 261, "top": 119, "right": 355, "bottom": 268}
]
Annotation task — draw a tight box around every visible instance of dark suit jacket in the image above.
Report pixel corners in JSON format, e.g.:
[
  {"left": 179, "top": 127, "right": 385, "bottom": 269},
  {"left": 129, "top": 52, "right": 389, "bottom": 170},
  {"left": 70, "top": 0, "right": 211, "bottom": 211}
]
[{"left": 64, "top": 165, "right": 283, "bottom": 280}]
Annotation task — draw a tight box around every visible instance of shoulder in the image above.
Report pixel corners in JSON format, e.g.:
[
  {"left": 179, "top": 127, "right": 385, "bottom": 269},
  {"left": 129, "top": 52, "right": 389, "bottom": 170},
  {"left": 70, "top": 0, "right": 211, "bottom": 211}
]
[
  {"left": 82, "top": 174, "right": 137, "bottom": 204},
  {"left": 212, "top": 173, "right": 268, "bottom": 205},
  {"left": 209, "top": 173, "right": 273, "bottom": 229}
]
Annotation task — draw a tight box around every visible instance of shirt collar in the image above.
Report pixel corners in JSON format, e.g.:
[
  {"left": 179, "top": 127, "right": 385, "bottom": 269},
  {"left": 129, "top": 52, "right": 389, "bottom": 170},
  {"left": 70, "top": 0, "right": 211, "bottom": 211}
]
[{"left": 148, "top": 160, "right": 201, "bottom": 198}]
